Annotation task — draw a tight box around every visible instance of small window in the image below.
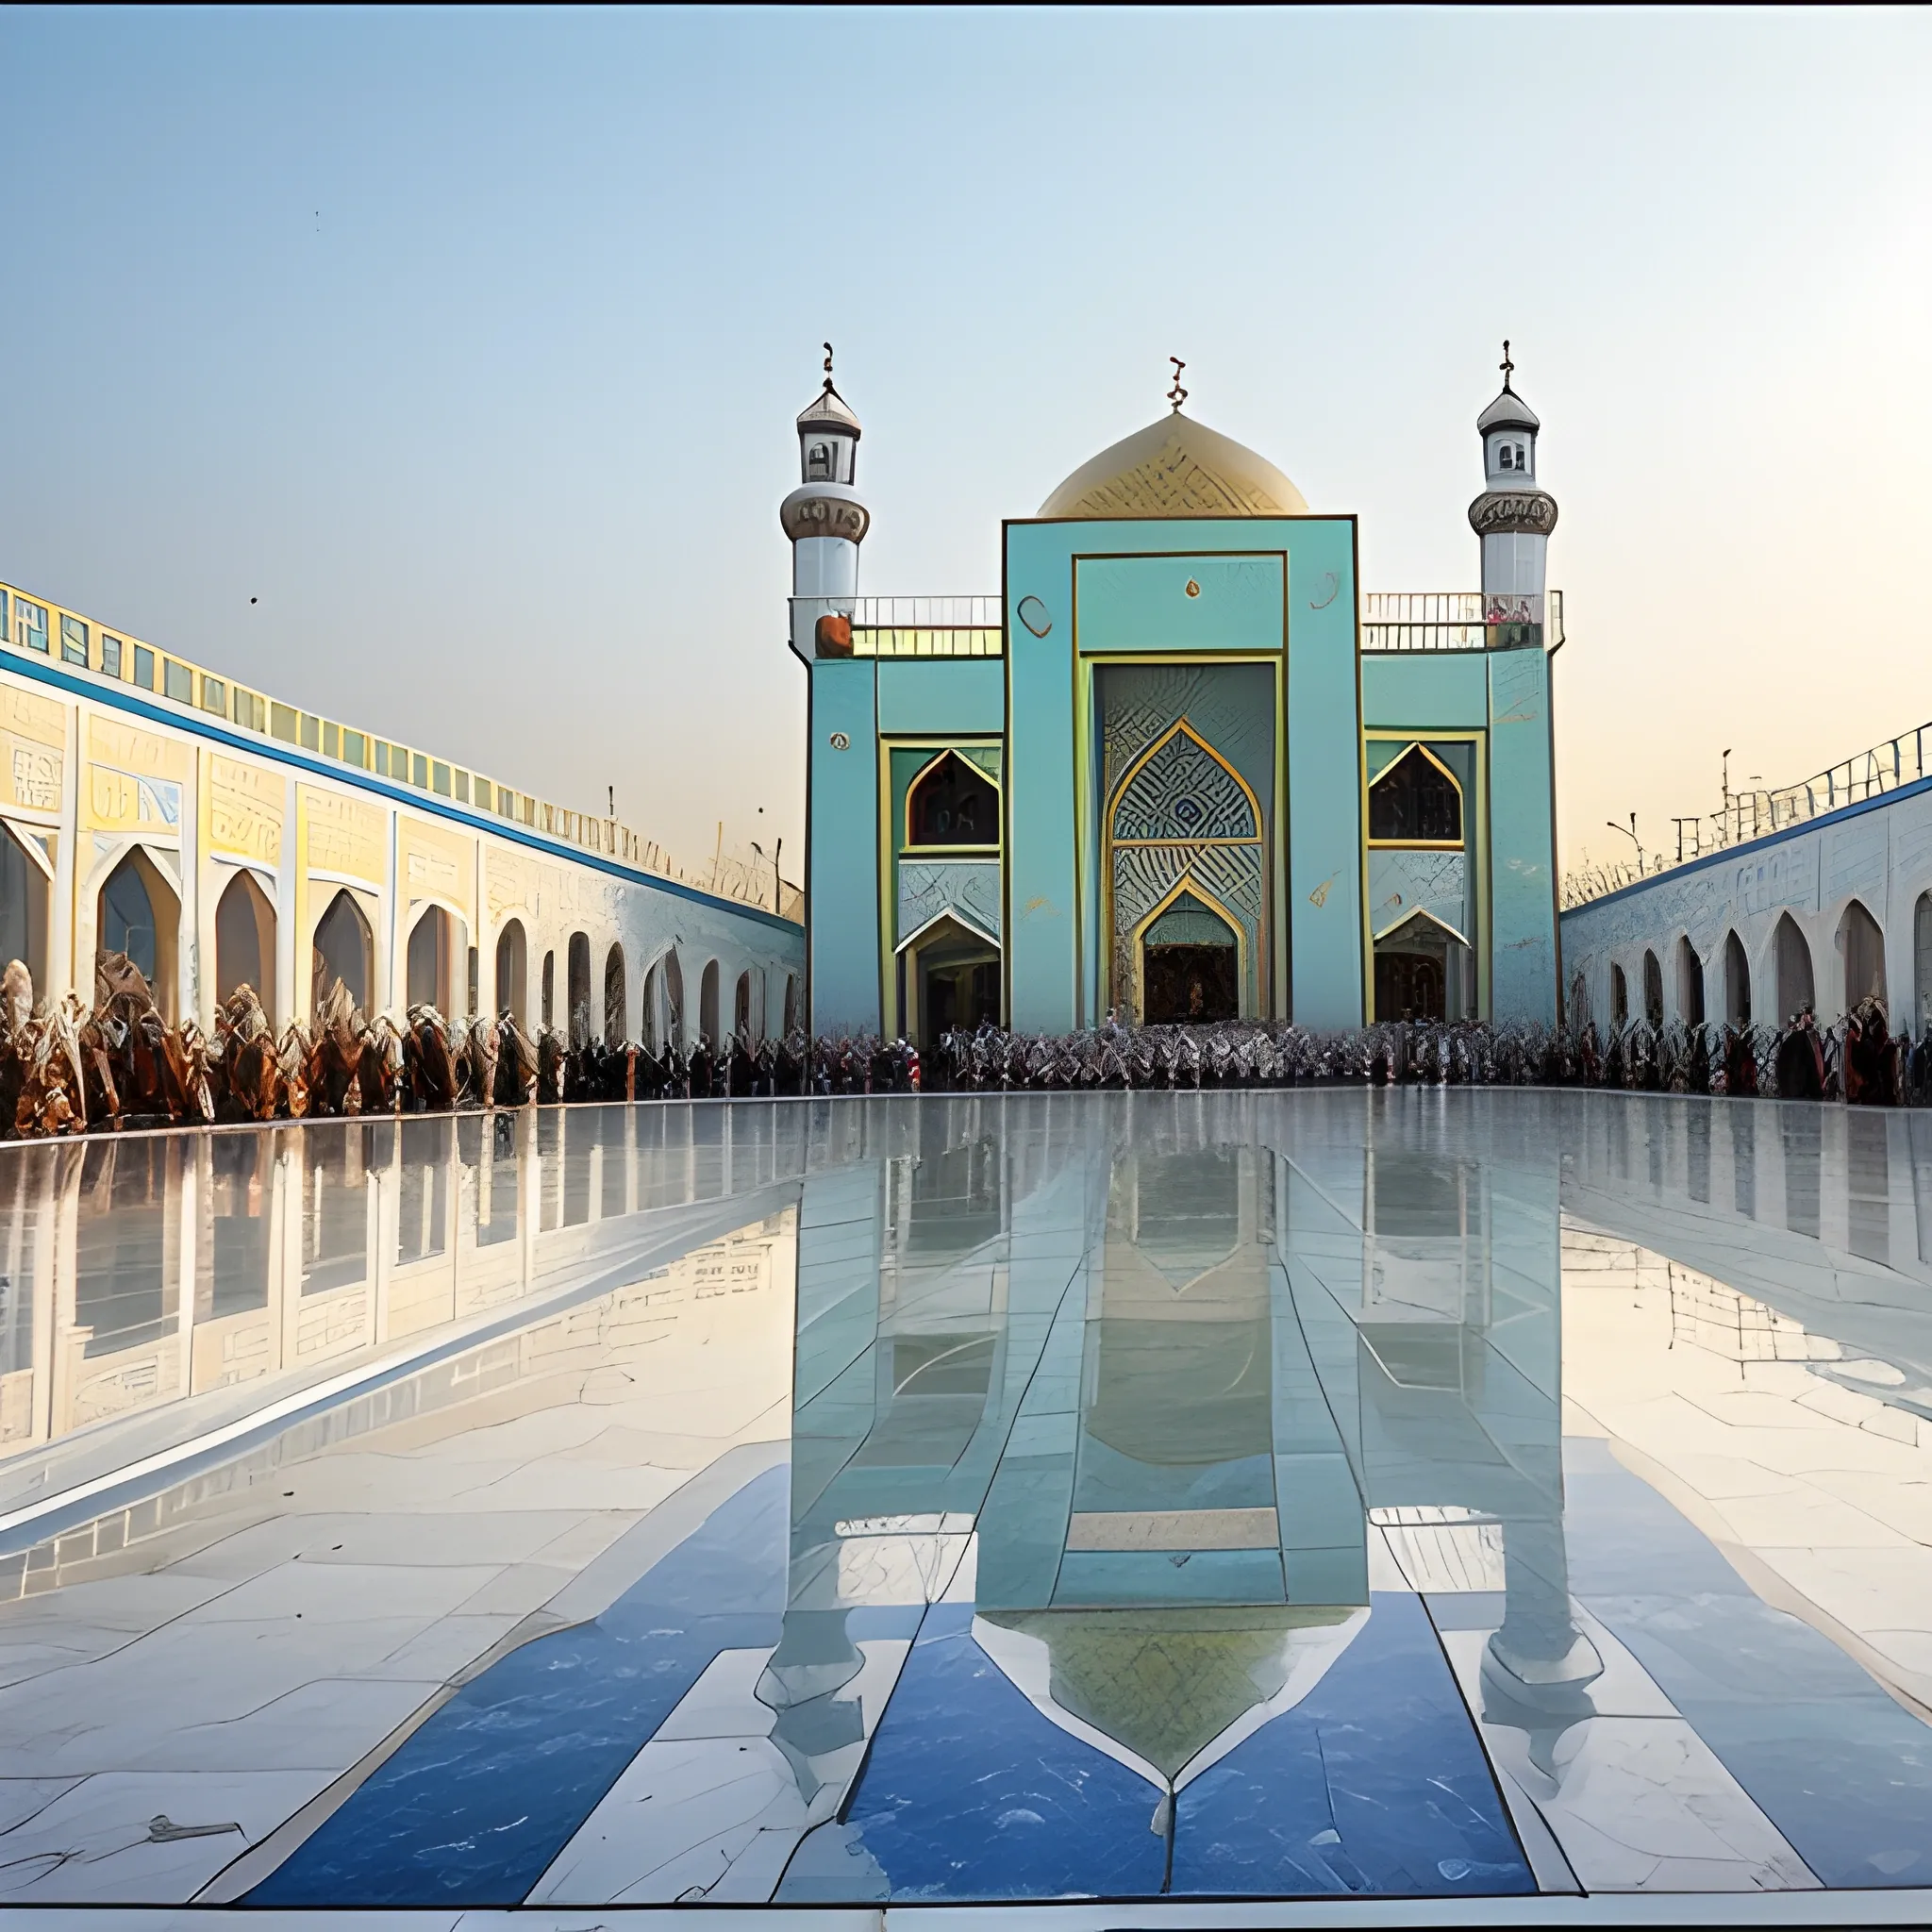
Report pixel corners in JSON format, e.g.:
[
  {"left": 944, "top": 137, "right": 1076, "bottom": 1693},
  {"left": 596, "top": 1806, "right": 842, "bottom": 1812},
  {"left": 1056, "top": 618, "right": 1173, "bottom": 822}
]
[
  {"left": 233, "top": 688, "right": 264, "bottom": 730},
  {"left": 134, "top": 644, "right": 156, "bottom": 689},
  {"left": 1498, "top": 443, "right": 1514, "bottom": 470},
  {"left": 300, "top": 713, "right": 320, "bottom": 751},
  {"left": 1516, "top": 443, "right": 1526, "bottom": 467},
  {"left": 475, "top": 777, "right": 491, "bottom": 811},
  {"left": 411, "top": 752, "right": 428, "bottom": 788},
  {"left": 0, "top": 590, "right": 8, "bottom": 641},
  {"left": 201, "top": 675, "right": 225, "bottom": 715},
  {"left": 101, "top": 635, "right": 123, "bottom": 677},
  {"left": 1369, "top": 744, "right": 1462, "bottom": 843},
  {"left": 18, "top": 601, "right": 48, "bottom": 654},
  {"left": 907, "top": 751, "right": 999, "bottom": 847},
  {"left": 807, "top": 440, "right": 832, "bottom": 480},
  {"left": 375, "top": 741, "right": 391, "bottom": 776},
  {"left": 322, "top": 721, "right": 339, "bottom": 758},
  {"left": 342, "top": 729, "right": 365, "bottom": 766},
  {"left": 271, "top": 701, "right": 298, "bottom": 742},
  {"left": 431, "top": 761, "right": 451, "bottom": 796},
  {"left": 59, "top": 615, "right": 89, "bottom": 665},
  {"left": 522, "top": 795, "right": 535, "bottom": 824},
  {"left": 454, "top": 770, "right": 470, "bottom": 803},
  {"left": 164, "top": 660, "right": 193, "bottom": 704}
]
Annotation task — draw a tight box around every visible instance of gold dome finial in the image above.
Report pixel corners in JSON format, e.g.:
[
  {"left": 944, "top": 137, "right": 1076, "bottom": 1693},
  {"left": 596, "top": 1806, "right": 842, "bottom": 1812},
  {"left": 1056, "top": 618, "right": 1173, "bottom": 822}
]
[{"left": 1167, "top": 356, "right": 1189, "bottom": 413}]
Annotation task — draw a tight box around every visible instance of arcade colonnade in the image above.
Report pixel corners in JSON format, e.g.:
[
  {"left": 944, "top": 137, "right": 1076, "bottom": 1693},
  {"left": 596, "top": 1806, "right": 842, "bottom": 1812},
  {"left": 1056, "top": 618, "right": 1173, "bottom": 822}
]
[
  {"left": 0, "top": 645, "right": 802, "bottom": 1049},
  {"left": 1559, "top": 782, "right": 1932, "bottom": 1037}
]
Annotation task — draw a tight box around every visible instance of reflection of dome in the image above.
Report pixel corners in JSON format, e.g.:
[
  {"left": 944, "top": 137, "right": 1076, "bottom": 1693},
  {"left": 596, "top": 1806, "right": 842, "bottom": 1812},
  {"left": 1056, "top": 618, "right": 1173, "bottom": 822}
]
[{"left": 1039, "top": 411, "right": 1307, "bottom": 519}]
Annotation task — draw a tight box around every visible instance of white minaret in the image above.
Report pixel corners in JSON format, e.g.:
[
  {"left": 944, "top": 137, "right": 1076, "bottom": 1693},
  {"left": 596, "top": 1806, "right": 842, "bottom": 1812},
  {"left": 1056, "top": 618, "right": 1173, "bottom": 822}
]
[
  {"left": 781, "top": 343, "right": 870, "bottom": 659},
  {"left": 1468, "top": 341, "right": 1557, "bottom": 640}
]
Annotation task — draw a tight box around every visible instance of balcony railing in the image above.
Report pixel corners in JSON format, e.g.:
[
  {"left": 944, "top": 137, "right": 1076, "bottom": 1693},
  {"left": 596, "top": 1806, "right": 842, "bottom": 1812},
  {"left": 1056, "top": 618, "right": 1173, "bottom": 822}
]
[
  {"left": 1563, "top": 720, "right": 1932, "bottom": 908},
  {"left": 1360, "top": 590, "right": 1563, "bottom": 653},
  {"left": 791, "top": 595, "right": 1003, "bottom": 660}
]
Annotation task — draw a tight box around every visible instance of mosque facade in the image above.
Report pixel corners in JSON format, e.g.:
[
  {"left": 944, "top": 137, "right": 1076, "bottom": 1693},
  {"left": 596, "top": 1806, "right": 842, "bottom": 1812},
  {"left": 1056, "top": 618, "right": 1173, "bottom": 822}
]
[{"left": 788, "top": 358, "right": 1566, "bottom": 1044}]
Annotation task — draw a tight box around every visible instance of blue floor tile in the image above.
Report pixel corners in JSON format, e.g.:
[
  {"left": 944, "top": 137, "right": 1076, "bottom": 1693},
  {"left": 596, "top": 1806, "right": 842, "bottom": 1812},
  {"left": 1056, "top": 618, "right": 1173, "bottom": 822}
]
[
  {"left": 246, "top": 1465, "right": 790, "bottom": 1907},
  {"left": 1172, "top": 1591, "right": 1533, "bottom": 1897}
]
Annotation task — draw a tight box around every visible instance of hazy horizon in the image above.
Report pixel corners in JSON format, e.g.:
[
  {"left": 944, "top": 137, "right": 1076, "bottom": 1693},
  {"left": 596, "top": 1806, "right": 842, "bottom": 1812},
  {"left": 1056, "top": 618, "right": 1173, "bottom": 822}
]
[{"left": 2, "top": 5, "right": 1925, "bottom": 885}]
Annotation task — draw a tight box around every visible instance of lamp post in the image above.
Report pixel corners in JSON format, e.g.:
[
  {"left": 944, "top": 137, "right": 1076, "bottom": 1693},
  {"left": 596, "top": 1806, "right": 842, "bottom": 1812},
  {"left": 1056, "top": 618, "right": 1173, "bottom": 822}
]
[{"left": 1606, "top": 814, "right": 1643, "bottom": 873}]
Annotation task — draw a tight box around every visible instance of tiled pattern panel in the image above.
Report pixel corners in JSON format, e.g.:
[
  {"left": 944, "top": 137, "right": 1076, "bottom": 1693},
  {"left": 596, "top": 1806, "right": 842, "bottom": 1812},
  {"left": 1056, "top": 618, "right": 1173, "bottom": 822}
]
[{"left": 0, "top": 1091, "right": 1930, "bottom": 1911}]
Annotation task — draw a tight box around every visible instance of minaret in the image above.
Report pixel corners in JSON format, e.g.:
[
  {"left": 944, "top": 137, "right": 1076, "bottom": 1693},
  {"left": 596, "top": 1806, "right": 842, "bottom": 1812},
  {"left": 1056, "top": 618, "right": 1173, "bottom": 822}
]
[
  {"left": 1468, "top": 341, "right": 1558, "bottom": 644},
  {"left": 781, "top": 343, "right": 870, "bottom": 659}
]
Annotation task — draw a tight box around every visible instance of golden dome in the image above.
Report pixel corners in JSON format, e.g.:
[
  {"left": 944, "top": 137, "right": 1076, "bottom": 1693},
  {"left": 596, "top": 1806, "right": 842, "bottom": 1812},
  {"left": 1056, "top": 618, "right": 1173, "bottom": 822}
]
[{"left": 1038, "top": 410, "right": 1307, "bottom": 519}]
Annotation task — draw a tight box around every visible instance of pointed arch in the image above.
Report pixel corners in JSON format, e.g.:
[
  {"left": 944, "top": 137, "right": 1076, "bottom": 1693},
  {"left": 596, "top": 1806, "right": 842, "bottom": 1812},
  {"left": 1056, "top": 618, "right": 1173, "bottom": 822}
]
[
  {"left": 1774, "top": 913, "right": 1814, "bottom": 1021},
  {"left": 215, "top": 869, "right": 277, "bottom": 1024},
  {"left": 1641, "top": 949, "right": 1664, "bottom": 1028},
  {"left": 494, "top": 918, "right": 527, "bottom": 1024},
  {"left": 1724, "top": 929, "right": 1751, "bottom": 1027},
  {"left": 1108, "top": 720, "right": 1261, "bottom": 845},
  {"left": 0, "top": 821, "right": 49, "bottom": 996},
  {"left": 1367, "top": 742, "right": 1464, "bottom": 846},
  {"left": 603, "top": 941, "right": 627, "bottom": 1045},
  {"left": 1129, "top": 872, "right": 1247, "bottom": 1025},
  {"left": 313, "top": 889, "right": 373, "bottom": 1012},
  {"left": 906, "top": 750, "right": 1001, "bottom": 849},
  {"left": 1676, "top": 935, "right": 1705, "bottom": 1025},
  {"left": 97, "top": 847, "right": 179, "bottom": 1019},
  {"left": 1838, "top": 898, "right": 1886, "bottom": 1013}
]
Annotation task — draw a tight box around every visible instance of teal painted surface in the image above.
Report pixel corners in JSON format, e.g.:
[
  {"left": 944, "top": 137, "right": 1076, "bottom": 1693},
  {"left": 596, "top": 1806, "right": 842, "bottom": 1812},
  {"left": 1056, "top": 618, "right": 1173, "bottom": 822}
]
[
  {"left": 808, "top": 660, "right": 882, "bottom": 1034},
  {"left": 1486, "top": 648, "right": 1557, "bottom": 1023},
  {"left": 1005, "top": 515, "right": 1362, "bottom": 1032},
  {"left": 1005, "top": 524, "right": 1082, "bottom": 1031},
  {"left": 1361, "top": 652, "right": 1489, "bottom": 731},
  {"left": 1074, "top": 554, "right": 1284, "bottom": 654},
  {"left": 876, "top": 657, "right": 1006, "bottom": 736},
  {"left": 1281, "top": 517, "right": 1364, "bottom": 1027}
]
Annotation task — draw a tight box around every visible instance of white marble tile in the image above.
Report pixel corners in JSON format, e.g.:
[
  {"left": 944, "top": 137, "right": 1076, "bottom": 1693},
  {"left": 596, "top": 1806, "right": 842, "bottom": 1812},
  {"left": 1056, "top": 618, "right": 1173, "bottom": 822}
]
[
  {"left": 0, "top": 1768, "right": 325, "bottom": 1903},
  {"left": 652, "top": 1646, "right": 779, "bottom": 1741}
]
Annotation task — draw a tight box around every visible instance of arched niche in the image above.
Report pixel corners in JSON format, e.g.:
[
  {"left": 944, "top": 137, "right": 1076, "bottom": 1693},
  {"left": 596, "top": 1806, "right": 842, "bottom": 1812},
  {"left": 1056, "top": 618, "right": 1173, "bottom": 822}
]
[
  {"left": 406, "top": 903, "right": 463, "bottom": 1014},
  {"left": 566, "top": 932, "right": 591, "bottom": 1044},
  {"left": 663, "top": 950, "right": 686, "bottom": 1050},
  {"left": 494, "top": 918, "right": 528, "bottom": 1024},
  {"left": 1368, "top": 744, "right": 1463, "bottom": 845},
  {"left": 1916, "top": 892, "right": 1932, "bottom": 1037},
  {"left": 1569, "top": 971, "right": 1590, "bottom": 1031},
  {"left": 541, "top": 949, "right": 556, "bottom": 1029},
  {"left": 699, "top": 959, "right": 721, "bottom": 1046},
  {"left": 97, "top": 847, "right": 180, "bottom": 1019},
  {"left": 1838, "top": 898, "right": 1886, "bottom": 1014},
  {"left": 906, "top": 751, "right": 1000, "bottom": 848},
  {"left": 1373, "top": 908, "right": 1474, "bottom": 1023},
  {"left": 1724, "top": 929, "right": 1751, "bottom": 1027},
  {"left": 604, "top": 942, "right": 627, "bottom": 1046},
  {"left": 215, "top": 869, "right": 277, "bottom": 1024},
  {"left": 312, "top": 888, "right": 373, "bottom": 1012},
  {"left": 783, "top": 972, "right": 800, "bottom": 1036},
  {"left": 733, "top": 969, "right": 754, "bottom": 1041},
  {"left": 1610, "top": 961, "right": 1628, "bottom": 1029},
  {"left": 1676, "top": 936, "right": 1705, "bottom": 1026},
  {"left": 1641, "top": 950, "right": 1663, "bottom": 1028},
  {"left": 0, "top": 821, "right": 51, "bottom": 996},
  {"left": 1774, "top": 912, "right": 1815, "bottom": 1022}
]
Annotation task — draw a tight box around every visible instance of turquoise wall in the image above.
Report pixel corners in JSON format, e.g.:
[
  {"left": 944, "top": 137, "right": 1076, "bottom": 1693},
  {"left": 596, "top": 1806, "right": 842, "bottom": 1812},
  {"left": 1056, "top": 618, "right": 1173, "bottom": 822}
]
[
  {"left": 808, "top": 659, "right": 881, "bottom": 1033},
  {"left": 877, "top": 658, "right": 1004, "bottom": 735},
  {"left": 1487, "top": 647, "right": 1558, "bottom": 1023},
  {"left": 1007, "top": 518, "right": 1363, "bottom": 1032}
]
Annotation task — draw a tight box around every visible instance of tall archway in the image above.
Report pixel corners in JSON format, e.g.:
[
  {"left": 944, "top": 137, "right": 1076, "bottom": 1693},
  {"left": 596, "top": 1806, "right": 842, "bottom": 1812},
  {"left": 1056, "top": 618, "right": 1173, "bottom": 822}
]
[
  {"left": 312, "top": 889, "right": 373, "bottom": 1012},
  {"left": 1917, "top": 892, "right": 1932, "bottom": 1037},
  {"left": 1569, "top": 972, "right": 1590, "bottom": 1031},
  {"left": 494, "top": 918, "right": 527, "bottom": 1024},
  {"left": 541, "top": 949, "right": 556, "bottom": 1029},
  {"left": 603, "top": 942, "right": 627, "bottom": 1046},
  {"left": 215, "top": 871, "right": 277, "bottom": 1024},
  {"left": 1839, "top": 898, "right": 1886, "bottom": 1014},
  {"left": 97, "top": 848, "right": 180, "bottom": 1018},
  {"left": 663, "top": 951, "right": 686, "bottom": 1049},
  {"left": 1724, "top": 929, "right": 1751, "bottom": 1027},
  {"left": 641, "top": 959, "right": 661, "bottom": 1051},
  {"left": 0, "top": 822, "right": 50, "bottom": 996},
  {"left": 566, "top": 931, "right": 591, "bottom": 1044},
  {"left": 1610, "top": 962, "right": 1628, "bottom": 1029},
  {"left": 1774, "top": 912, "right": 1815, "bottom": 1022},
  {"left": 783, "top": 973, "right": 799, "bottom": 1036},
  {"left": 406, "top": 905, "right": 457, "bottom": 1012},
  {"left": 699, "top": 959, "right": 721, "bottom": 1045},
  {"left": 1675, "top": 936, "right": 1705, "bottom": 1026},
  {"left": 1641, "top": 950, "right": 1663, "bottom": 1028},
  {"left": 733, "top": 970, "right": 752, "bottom": 1040}
]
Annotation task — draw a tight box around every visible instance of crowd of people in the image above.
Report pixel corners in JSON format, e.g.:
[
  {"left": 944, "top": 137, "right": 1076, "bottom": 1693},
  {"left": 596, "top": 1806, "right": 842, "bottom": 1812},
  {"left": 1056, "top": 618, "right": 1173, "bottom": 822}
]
[{"left": 0, "top": 958, "right": 1924, "bottom": 1136}]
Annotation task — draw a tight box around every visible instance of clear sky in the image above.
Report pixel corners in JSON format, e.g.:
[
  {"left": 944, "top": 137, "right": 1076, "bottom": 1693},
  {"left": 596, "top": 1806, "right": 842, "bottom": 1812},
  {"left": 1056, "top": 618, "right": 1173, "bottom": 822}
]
[{"left": 2, "top": 6, "right": 1927, "bottom": 884}]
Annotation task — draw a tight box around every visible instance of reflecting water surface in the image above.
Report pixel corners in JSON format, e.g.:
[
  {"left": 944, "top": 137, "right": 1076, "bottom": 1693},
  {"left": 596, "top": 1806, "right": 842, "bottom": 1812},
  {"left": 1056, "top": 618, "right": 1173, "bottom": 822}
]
[{"left": 3, "top": 1092, "right": 1932, "bottom": 1915}]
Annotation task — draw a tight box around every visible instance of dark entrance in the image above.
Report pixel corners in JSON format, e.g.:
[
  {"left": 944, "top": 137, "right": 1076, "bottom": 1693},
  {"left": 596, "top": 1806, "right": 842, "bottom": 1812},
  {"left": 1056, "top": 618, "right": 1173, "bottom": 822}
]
[
  {"left": 1143, "top": 943, "right": 1238, "bottom": 1024},
  {"left": 1374, "top": 950, "right": 1445, "bottom": 1021},
  {"left": 922, "top": 958, "right": 999, "bottom": 1046}
]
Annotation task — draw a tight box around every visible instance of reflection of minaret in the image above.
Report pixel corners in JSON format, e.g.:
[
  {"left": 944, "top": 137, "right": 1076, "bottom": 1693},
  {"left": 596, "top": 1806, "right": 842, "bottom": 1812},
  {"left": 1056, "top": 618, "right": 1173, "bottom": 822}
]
[
  {"left": 1468, "top": 341, "right": 1558, "bottom": 645},
  {"left": 781, "top": 343, "right": 870, "bottom": 661}
]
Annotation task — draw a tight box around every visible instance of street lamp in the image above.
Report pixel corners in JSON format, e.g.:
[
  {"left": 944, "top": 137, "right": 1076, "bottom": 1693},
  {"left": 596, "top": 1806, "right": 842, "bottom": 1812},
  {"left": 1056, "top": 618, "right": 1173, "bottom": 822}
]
[{"left": 1606, "top": 813, "right": 1643, "bottom": 871}]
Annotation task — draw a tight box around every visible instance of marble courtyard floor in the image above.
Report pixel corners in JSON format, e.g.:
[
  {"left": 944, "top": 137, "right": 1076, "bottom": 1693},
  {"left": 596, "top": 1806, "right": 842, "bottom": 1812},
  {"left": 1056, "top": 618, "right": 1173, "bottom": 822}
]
[{"left": 2, "top": 1091, "right": 1932, "bottom": 1927}]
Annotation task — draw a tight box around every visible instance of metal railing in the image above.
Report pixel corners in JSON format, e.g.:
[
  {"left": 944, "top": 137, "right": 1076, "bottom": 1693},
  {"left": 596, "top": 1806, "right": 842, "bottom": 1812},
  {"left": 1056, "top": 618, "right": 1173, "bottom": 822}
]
[
  {"left": 1360, "top": 590, "right": 1563, "bottom": 653},
  {"left": 1563, "top": 720, "right": 1932, "bottom": 908},
  {"left": 0, "top": 580, "right": 800, "bottom": 918}
]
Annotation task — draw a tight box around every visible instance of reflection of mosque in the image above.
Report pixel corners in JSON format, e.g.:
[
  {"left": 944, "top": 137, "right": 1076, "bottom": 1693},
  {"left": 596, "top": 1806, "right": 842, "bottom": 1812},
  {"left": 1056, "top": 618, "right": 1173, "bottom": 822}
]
[{"left": 778, "top": 1095, "right": 1590, "bottom": 1889}]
